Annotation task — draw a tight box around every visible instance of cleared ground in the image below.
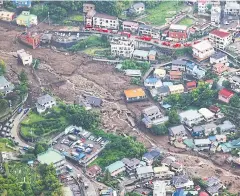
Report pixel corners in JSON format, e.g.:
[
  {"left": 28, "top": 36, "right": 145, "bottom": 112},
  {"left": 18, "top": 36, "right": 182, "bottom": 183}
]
[{"left": 177, "top": 17, "right": 195, "bottom": 27}]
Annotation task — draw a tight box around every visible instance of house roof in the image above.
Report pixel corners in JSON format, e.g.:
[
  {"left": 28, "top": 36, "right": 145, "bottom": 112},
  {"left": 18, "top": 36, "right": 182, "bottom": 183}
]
[
  {"left": 145, "top": 77, "right": 159, "bottom": 84},
  {"left": 105, "top": 161, "right": 125, "bottom": 173},
  {"left": 211, "top": 52, "right": 227, "bottom": 60},
  {"left": 199, "top": 192, "right": 209, "bottom": 196},
  {"left": 122, "top": 158, "right": 140, "bottom": 167},
  {"left": 17, "top": 11, "right": 37, "bottom": 21},
  {"left": 163, "top": 82, "right": 173, "bottom": 86},
  {"left": 37, "top": 94, "right": 55, "bottom": 105},
  {"left": 183, "top": 139, "right": 195, "bottom": 148},
  {"left": 205, "top": 176, "right": 220, "bottom": 187},
  {"left": 87, "top": 165, "right": 101, "bottom": 175},
  {"left": 37, "top": 149, "right": 65, "bottom": 165},
  {"left": 186, "top": 62, "right": 196, "bottom": 70},
  {"left": 169, "top": 71, "right": 182, "bottom": 76},
  {"left": 142, "top": 105, "right": 160, "bottom": 116},
  {"left": 85, "top": 95, "right": 102, "bottom": 107},
  {"left": 93, "top": 12, "right": 118, "bottom": 20},
  {"left": 225, "top": 2, "right": 240, "bottom": 10},
  {"left": 205, "top": 79, "right": 214, "bottom": 85},
  {"left": 139, "top": 24, "right": 152, "bottom": 30},
  {"left": 171, "top": 162, "right": 182, "bottom": 169},
  {"left": 179, "top": 110, "right": 203, "bottom": 121},
  {"left": 172, "top": 175, "right": 189, "bottom": 185},
  {"left": 136, "top": 166, "right": 153, "bottom": 175},
  {"left": 154, "top": 68, "right": 166, "bottom": 76},
  {"left": 161, "top": 156, "right": 176, "bottom": 165},
  {"left": 124, "top": 88, "right": 145, "bottom": 98},
  {"left": 192, "top": 40, "right": 213, "bottom": 52},
  {"left": 174, "top": 189, "right": 184, "bottom": 196},
  {"left": 149, "top": 50, "right": 156, "bottom": 56},
  {"left": 231, "top": 138, "right": 240, "bottom": 147},
  {"left": 232, "top": 76, "right": 240, "bottom": 83},
  {"left": 169, "top": 24, "right": 187, "bottom": 31},
  {"left": 186, "top": 81, "right": 197, "bottom": 88},
  {"left": 158, "top": 86, "right": 170, "bottom": 94},
  {"left": 193, "top": 125, "right": 204, "bottom": 133},
  {"left": 172, "top": 59, "right": 187, "bottom": 66},
  {"left": 133, "top": 49, "right": 149, "bottom": 58},
  {"left": 198, "top": 108, "right": 215, "bottom": 119},
  {"left": 194, "top": 138, "right": 211, "bottom": 146},
  {"left": 132, "top": 2, "right": 145, "bottom": 9},
  {"left": 123, "top": 21, "right": 139, "bottom": 27},
  {"left": 209, "top": 105, "right": 220, "bottom": 113},
  {"left": 218, "top": 88, "right": 234, "bottom": 98},
  {"left": 169, "top": 125, "right": 187, "bottom": 136},
  {"left": 210, "top": 29, "right": 231, "bottom": 38},
  {"left": 153, "top": 166, "right": 169, "bottom": 173}
]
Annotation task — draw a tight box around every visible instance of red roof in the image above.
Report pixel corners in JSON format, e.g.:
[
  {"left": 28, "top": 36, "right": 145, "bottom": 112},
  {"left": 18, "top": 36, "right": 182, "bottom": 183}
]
[
  {"left": 205, "top": 79, "right": 214, "bottom": 85},
  {"left": 186, "top": 81, "right": 197, "bottom": 88},
  {"left": 209, "top": 105, "right": 220, "bottom": 113},
  {"left": 199, "top": 192, "right": 209, "bottom": 196},
  {"left": 219, "top": 88, "right": 234, "bottom": 98},
  {"left": 210, "top": 29, "right": 231, "bottom": 38}
]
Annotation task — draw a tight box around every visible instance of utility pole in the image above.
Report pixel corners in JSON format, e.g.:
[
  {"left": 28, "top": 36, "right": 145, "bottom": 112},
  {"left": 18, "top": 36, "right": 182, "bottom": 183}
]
[{"left": 48, "top": 12, "right": 50, "bottom": 26}]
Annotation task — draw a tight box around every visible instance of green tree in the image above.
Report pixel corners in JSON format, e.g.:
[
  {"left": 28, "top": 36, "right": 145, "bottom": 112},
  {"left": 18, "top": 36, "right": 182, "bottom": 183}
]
[
  {"left": 126, "top": 192, "right": 142, "bottom": 196},
  {"left": 150, "top": 124, "right": 168, "bottom": 135},
  {"left": 230, "top": 94, "right": 240, "bottom": 108},
  {"left": 0, "top": 59, "right": 6, "bottom": 76},
  {"left": 19, "top": 70, "right": 28, "bottom": 84},
  {"left": 34, "top": 142, "right": 48, "bottom": 155},
  {"left": 222, "top": 80, "right": 231, "bottom": 89},
  {"left": 0, "top": 99, "right": 9, "bottom": 112},
  {"left": 216, "top": 127, "right": 221, "bottom": 134},
  {"left": 168, "top": 109, "right": 180, "bottom": 125},
  {"left": 206, "top": 4, "right": 212, "bottom": 13}
]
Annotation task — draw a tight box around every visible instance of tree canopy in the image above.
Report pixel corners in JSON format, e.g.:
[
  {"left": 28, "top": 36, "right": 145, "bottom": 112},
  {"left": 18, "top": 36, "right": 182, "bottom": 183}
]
[{"left": 0, "top": 59, "right": 6, "bottom": 76}]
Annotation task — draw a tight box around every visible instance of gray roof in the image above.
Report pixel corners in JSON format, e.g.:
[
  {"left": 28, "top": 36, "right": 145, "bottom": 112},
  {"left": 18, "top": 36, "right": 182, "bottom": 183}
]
[
  {"left": 232, "top": 76, "right": 240, "bottom": 83},
  {"left": 85, "top": 95, "right": 102, "bottom": 107},
  {"left": 133, "top": 50, "right": 149, "bottom": 58},
  {"left": 211, "top": 52, "right": 227, "bottom": 60},
  {"left": 194, "top": 138, "right": 211, "bottom": 146},
  {"left": 161, "top": 156, "right": 175, "bottom": 165},
  {"left": 78, "top": 97, "right": 92, "bottom": 108},
  {"left": 207, "top": 184, "right": 222, "bottom": 194},
  {"left": 206, "top": 176, "right": 220, "bottom": 187},
  {"left": 132, "top": 2, "right": 145, "bottom": 9},
  {"left": 159, "top": 86, "right": 170, "bottom": 94},
  {"left": 142, "top": 105, "right": 160, "bottom": 116},
  {"left": 218, "top": 120, "right": 235, "bottom": 132},
  {"left": 122, "top": 158, "right": 140, "bottom": 168},
  {"left": 37, "top": 94, "right": 55, "bottom": 105},
  {"left": 169, "top": 125, "right": 187, "bottom": 136},
  {"left": 139, "top": 24, "right": 152, "bottom": 30},
  {"left": 172, "top": 175, "right": 189, "bottom": 185},
  {"left": 193, "top": 126, "right": 204, "bottom": 133},
  {"left": 172, "top": 59, "right": 187, "bottom": 66},
  {"left": 136, "top": 166, "right": 153, "bottom": 175}
]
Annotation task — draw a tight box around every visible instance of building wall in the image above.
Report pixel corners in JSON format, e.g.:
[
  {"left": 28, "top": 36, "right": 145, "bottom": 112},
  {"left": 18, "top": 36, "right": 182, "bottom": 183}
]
[
  {"left": 192, "top": 47, "right": 214, "bottom": 61},
  {"left": 209, "top": 34, "right": 232, "bottom": 49},
  {"left": 93, "top": 17, "right": 119, "bottom": 29}
]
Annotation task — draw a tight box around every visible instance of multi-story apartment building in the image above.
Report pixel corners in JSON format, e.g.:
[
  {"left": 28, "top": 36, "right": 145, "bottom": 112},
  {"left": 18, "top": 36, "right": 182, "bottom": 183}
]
[
  {"left": 209, "top": 29, "right": 232, "bottom": 50},
  {"left": 85, "top": 10, "right": 96, "bottom": 28},
  {"left": 92, "top": 13, "right": 119, "bottom": 29},
  {"left": 192, "top": 40, "right": 214, "bottom": 61},
  {"left": 122, "top": 21, "right": 139, "bottom": 33},
  {"left": 138, "top": 24, "right": 160, "bottom": 39},
  {"left": 211, "top": 6, "right": 221, "bottom": 24},
  {"left": 171, "top": 59, "right": 187, "bottom": 71},
  {"left": 142, "top": 106, "right": 162, "bottom": 122},
  {"left": 36, "top": 94, "right": 56, "bottom": 113},
  {"left": 110, "top": 36, "right": 134, "bottom": 58},
  {"left": 168, "top": 24, "right": 188, "bottom": 41},
  {"left": 224, "top": 2, "right": 240, "bottom": 15},
  {"left": 179, "top": 110, "right": 204, "bottom": 127},
  {"left": 210, "top": 52, "right": 228, "bottom": 65},
  {"left": 168, "top": 84, "right": 184, "bottom": 94}
]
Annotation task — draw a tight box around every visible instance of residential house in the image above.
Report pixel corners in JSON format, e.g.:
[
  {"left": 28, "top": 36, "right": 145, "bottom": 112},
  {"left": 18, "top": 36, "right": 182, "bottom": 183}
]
[
  {"left": 92, "top": 13, "right": 119, "bottom": 29},
  {"left": 192, "top": 40, "right": 214, "bottom": 61},
  {"left": 150, "top": 86, "right": 170, "bottom": 100},
  {"left": 209, "top": 29, "right": 232, "bottom": 50},
  {"left": 122, "top": 21, "right": 139, "bottom": 33},
  {"left": 16, "top": 11, "right": 37, "bottom": 27},
  {"left": 124, "top": 88, "right": 147, "bottom": 102},
  {"left": 85, "top": 10, "right": 96, "bottom": 28},
  {"left": 192, "top": 125, "right": 204, "bottom": 137},
  {"left": 213, "top": 63, "right": 228, "bottom": 75},
  {"left": 153, "top": 181, "right": 166, "bottom": 196},
  {"left": 100, "top": 188, "right": 116, "bottom": 196},
  {"left": 168, "top": 24, "right": 188, "bottom": 41},
  {"left": 169, "top": 71, "right": 182, "bottom": 81},
  {"left": 144, "top": 77, "right": 162, "bottom": 89},
  {"left": 209, "top": 105, "right": 220, "bottom": 114},
  {"left": 169, "top": 125, "right": 187, "bottom": 138},
  {"left": 37, "top": 149, "right": 65, "bottom": 173},
  {"left": 138, "top": 24, "right": 160, "bottom": 39},
  {"left": 171, "top": 59, "right": 187, "bottom": 71},
  {"left": 179, "top": 110, "right": 204, "bottom": 127},
  {"left": 110, "top": 36, "right": 134, "bottom": 58},
  {"left": 198, "top": 0, "right": 208, "bottom": 14},
  {"left": 124, "top": 70, "right": 141, "bottom": 77},
  {"left": 78, "top": 97, "right": 92, "bottom": 110},
  {"left": 230, "top": 75, "right": 240, "bottom": 90},
  {"left": 142, "top": 149, "right": 161, "bottom": 165},
  {"left": 171, "top": 162, "right": 183, "bottom": 173},
  {"left": 153, "top": 166, "right": 174, "bottom": 179},
  {"left": 218, "top": 120, "right": 235, "bottom": 133},
  {"left": 205, "top": 79, "right": 214, "bottom": 89},
  {"left": 224, "top": 2, "right": 240, "bottom": 15},
  {"left": 203, "top": 122, "right": 217, "bottom": 136},
  {"left": 17, "top": 49, "right": 32, "bottom": 66},
  {"left": 186, "top": 81, "right": 197, "bottom": 91},
  {"left": 211, "top": 6, "right": 221, "bottom": 24},
  {"left": 13, "top": 0, "right": 31, "bottom": 8},
  {"left": 132, "top": 49, "right": 149, "bottom": 60},
  {"left": 198, "top": 108, "right": 215, "bottom": 122},
  {"left": 186, "top": 62, "right": 197, "bottom": 74},
  {"left": 85, "top": 95, "right": 102, "bottom": 107},
  {"left": 0, "top": 76, "right": 14, "bottom": 96},
  {"left": 122, "top": 158, "right": 140, "bottom": 173},
  {"left": 172, "top": 175, "right": 194, "bottom": 189},
  {"left": 169, "top": 84, "right": 184, "bottom": 94},
  {"left": 36, "top": 94, "right": 56, "bottom": 113},
  {"left": 136, "top": 166, "right": 154, "bottom": 179},
  {"left": 218, "top": 88, "right": 234, "bottom": 103},
  {"left": 192, "top": 67, "right": 206, "bottom": 79},
  {"left": 130, "top": 2, "right": 145, "bottom": 15},
  {"left": 204, "top": 176, "right": 223, "bottom": 196},
  {"left": 194, "top": 138, "right": 211, "bottom": 150},
  {"left": 210, "top": 52, "right": 228, "bottom": 65},
  {"left": 105, "top": 161, "right": 125, "bottom": 176},
  {"left": 83, "top": 3, "right": 95, "bottom": 13},
  {"left": 0, "top": 11, "right": 15, "bottom": 21},
  {"left": 149, "top": 50, "right": 157, "bottom": 61},
  {"left": 86, "top": 165, "right": 101, "bottom": 178},
  {"left": 154, "top": 69, "right": 166, "bottom": 78},
  {"left": 161, "top": 156, "right": 176, "bottom": 167}
]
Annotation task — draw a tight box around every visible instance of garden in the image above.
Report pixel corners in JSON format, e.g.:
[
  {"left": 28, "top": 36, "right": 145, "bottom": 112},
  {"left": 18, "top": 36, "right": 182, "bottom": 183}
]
[
  {"left": 0, "top": 138, "right": 15, "bottom": 152},
  {"left": 142, "top": 1, "right": 184, "bottom": 26},
  {"left": 177, "top": 17, "right": 195, "bottom": 27}
]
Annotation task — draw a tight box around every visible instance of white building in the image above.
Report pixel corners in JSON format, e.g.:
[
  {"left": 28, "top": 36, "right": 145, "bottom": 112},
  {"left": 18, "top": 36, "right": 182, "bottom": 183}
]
[
  {"left": 136, "top": 166, "right": 154, "bottom": 179},
  {"left": 153, "top": 181, "right": 166, "bottom": 196},
  {"left": 198, "top": 0, "right": 209, "bottom": 14},
  {"left": 36, "top": 94, "right": 56, "bottom": 113},
  {"left": 0, "top": 11, "right": 14, "bottom": 21},
  {"left": 132, "top": 49, "right": 149, "bottom": 60},
  {"left": 211, "top": 6, "right": 221, "bottom": 24},
  {"left": 198, "top": 108, "right": 215, "bottom": 122},
  {"left": 179, "top": 110, "right": 204, "bottom": 127},
  {"left": 0, "top": 76, "right": 14, "bottom": 96},
  {"left": 17, "top": 49, "right": 32, "bottom": 66},
  {"left": 122, "top": 21, "right": 139, "bottom": 33},
  {"left": 210, "top": 52, "right": 228, "bottom": 65},
  {"left": 110, "top": 36, "right": 134, "bottom": 58},
  {"left": 194, "top": 138, "right": 211, "bottom": 150},
  {"left": 168, "top": 84, "right": 184, "bottom": 94},
  {"left": 92, "top": 13, "right": 119, "bottom": 29},
  {"left": 224, "top": 2, "right": 240, "bottom": 15},
  {"left": 131, "top": 2, "right": 145, "bottom": 15},
  {"left": 192, "top": 40, "right": 214, "bottom": 61},
  {"left": 209, "top": 29, "right": 232, "bottom": 50},
  {"left": 153, "top": 166, "right": 174, "bottom": 179}
]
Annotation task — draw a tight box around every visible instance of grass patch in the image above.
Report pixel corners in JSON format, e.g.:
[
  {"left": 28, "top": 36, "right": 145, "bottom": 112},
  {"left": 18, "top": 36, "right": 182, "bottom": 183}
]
[
  {"left": 143, "top": 1, "right": 184, "bottom": 25},
  {"left": 83, "top": 47, "right": 110, "bottom": 56},
  {"left": 178, "top": 17, "right": 194, "bottom": 27},
  {"left": 69, "top": 14, "right": 84, "bottom": 22}
]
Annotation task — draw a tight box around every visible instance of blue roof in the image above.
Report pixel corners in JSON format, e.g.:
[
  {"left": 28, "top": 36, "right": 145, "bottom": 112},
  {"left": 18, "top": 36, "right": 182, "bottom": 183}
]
[
  {"left": 145, "top": 77, "right": 158, "bottom": 84},
  {"left": 143, "top": 152, "right": 154, "bottom": 160},
  {"left": 174, "top": 189, "right": 184, "bottom": 196},
  {"left": 106, "top": 161, "right": 125, "bottom": 173},
  {"left": 209, "top": 135, "right": 217, "bottom": 141},
  {"left": 150, "top": 149, "right": 160, "bottom": 157},
  {"left": 231, "top": 138, "right": 240, "bottom": 147},
  {"left": 163, "top": 82, "right": 173, "bottom": 86},
  {"left": 162, "top": 104, "right": 171, "bottom": 109},
  {"left": 186, "top": 62, "right": 196, "bottom": 70}
]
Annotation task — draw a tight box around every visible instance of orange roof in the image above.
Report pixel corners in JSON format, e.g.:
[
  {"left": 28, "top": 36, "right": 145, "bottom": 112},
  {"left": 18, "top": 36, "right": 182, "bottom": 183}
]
[
  {"left": 124, "top": 88, "right": 145, "bottom": 98},
  {"left": 169, "top": 71, "right": 182, "bottom": 76}
]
